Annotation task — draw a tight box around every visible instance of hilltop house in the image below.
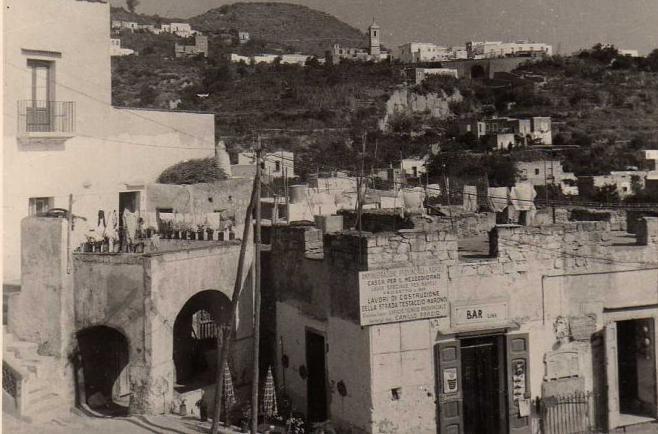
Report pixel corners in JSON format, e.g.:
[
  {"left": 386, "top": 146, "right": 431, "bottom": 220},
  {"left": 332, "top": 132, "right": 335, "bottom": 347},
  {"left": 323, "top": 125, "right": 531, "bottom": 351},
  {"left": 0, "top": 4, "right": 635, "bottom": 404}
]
[
  {"left": 110, "top": 38, "right": 135, "bottom": 56},
  {"left": 231, "top": 151, "right": 296, "bottom": 180},
  {"left": 175, "top": 35, "right": 209, "bottom": 58},
  {"left": 458, "top": 116, "right": 553, "bottom": 147},
  {"left": 578, "top": 171, "right": 648, "bottom": 199},
  {"left": 466, "top": 41, "right": 552, "bottom": 59}
]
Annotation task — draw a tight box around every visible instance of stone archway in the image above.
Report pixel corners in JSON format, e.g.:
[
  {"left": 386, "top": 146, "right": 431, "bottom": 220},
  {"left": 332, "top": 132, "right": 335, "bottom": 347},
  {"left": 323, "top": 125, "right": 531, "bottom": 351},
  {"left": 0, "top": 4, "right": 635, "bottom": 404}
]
[
  {"left": 173, "top": 290, "right": 232, "bottom": 391},
  {"left": 76, "top": 325, "right": 130, "bottom": 415}
]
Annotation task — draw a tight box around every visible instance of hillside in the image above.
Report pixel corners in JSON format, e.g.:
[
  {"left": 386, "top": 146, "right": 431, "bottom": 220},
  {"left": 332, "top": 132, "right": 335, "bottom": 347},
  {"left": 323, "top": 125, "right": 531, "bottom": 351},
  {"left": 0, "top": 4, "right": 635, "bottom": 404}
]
[
  {"left": 110, "top": 6, "right": 186, "bottom": 25},
  {"left": 188, "top": 2, "right": 368, "bottom": 56},
  {"left": 112, "top": 41, "right": 658, "bottom": 182}
]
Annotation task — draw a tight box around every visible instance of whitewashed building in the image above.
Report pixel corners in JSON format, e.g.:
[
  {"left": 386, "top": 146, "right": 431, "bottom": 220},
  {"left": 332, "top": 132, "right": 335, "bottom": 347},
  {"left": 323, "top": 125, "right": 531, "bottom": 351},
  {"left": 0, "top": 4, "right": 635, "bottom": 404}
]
[{"left": 3, "top": 0, "right": 216, "bottom": 286}]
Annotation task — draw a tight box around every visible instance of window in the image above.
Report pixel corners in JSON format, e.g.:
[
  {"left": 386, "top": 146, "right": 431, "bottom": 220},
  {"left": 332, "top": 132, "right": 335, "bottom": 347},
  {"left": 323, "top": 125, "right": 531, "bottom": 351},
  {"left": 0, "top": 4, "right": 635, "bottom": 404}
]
[
  {"left": 29, "top": 197, "right": 53, "bottom": 216},
  {"left": 535, "top": 169, "right": 540, "bottom": 176},
  {"left": 26, "top": 60, "right": 54, "bottom": 132},
  {"left": 275, "top": 161, "right": 281, "bottom": 172}
]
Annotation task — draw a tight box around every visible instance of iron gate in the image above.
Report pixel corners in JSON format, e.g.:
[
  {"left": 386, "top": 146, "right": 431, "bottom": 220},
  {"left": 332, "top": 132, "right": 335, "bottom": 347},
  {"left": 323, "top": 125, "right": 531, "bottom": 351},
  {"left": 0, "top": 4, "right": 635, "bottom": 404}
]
[{"left": 535, "top": 392, "right": 593, "bottom": 434}]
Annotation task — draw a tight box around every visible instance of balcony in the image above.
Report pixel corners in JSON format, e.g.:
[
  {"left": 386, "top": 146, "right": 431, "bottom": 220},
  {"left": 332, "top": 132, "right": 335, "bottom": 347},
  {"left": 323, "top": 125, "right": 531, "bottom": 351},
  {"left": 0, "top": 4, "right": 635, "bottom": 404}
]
[{"left": 17, "top": 100, "right": 75, "bottom": 141}]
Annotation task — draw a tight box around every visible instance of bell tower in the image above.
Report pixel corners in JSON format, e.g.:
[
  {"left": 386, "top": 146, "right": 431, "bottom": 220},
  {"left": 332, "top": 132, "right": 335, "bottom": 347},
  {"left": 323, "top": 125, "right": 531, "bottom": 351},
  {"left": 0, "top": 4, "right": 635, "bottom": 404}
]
[{"left": 368, "top": 19, "right": 380, "bottom": 57}]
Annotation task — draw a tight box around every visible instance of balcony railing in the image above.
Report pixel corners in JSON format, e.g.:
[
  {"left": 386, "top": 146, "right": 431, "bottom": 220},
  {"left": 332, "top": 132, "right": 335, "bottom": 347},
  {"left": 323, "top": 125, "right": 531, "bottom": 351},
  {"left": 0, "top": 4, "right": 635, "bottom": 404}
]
[{"left": 17, "top": 100, "right": 75, "bottom": 135}]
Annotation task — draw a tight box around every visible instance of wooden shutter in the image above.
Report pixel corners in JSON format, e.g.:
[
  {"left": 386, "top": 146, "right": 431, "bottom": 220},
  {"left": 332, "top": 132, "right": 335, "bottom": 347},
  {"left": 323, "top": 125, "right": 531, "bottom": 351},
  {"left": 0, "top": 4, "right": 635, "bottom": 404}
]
[
  {"left": 605, "top": 322, "right": 620, "bottom": 431},
  {"left": 507, "top": 333, "right": 531, "bottom": 434},
  {"left": 436, "top": 340, "right": 463, "bottom": 434}
]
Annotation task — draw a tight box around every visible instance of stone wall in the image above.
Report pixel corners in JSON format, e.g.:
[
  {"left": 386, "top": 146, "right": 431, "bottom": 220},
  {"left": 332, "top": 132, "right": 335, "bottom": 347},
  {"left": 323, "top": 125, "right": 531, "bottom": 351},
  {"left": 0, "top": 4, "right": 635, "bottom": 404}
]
[
  {"left": 568, "top": 208, "right": 627, "bottom": 231},
  {"left": 339, "top": 209, "right": 496, "bottom": 238}
]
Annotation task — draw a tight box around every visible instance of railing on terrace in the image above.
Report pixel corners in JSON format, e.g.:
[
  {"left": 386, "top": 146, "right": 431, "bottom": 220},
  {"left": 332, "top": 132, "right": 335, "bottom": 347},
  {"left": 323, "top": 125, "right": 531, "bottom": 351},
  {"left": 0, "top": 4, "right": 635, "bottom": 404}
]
[{"left": 17, "top": 100, "right": 75, "bottom": 135}]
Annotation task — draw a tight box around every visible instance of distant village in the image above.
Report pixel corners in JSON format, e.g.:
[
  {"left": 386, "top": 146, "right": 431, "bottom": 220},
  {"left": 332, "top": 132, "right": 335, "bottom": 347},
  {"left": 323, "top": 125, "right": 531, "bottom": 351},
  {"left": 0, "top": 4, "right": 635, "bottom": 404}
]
[{"left": 4, "top": 1, "right": 658, "bottom": 434}]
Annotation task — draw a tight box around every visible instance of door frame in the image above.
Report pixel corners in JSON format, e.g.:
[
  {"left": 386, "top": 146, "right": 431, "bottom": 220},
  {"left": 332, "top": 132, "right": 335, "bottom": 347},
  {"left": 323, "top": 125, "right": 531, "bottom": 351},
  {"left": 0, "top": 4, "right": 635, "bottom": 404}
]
[
  {"left": 437, "top": 329, "right": 515, "bottom": 434},
  {"left": 603, "top": 307, "right": 658, "bottom": 429}
]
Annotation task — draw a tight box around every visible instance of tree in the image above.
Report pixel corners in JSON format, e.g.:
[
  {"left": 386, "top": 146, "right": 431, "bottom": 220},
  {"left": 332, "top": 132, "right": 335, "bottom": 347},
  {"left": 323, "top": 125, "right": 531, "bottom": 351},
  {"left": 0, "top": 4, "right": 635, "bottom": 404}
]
[
  {"left": 647, "top": 49, "right": 658, "bottom": 72},
  {"left": 138, "top": 83, "right": 156, "bottom": 106},
  {"left": 126, "top": 0, "right": 139, "bottom": 13}
]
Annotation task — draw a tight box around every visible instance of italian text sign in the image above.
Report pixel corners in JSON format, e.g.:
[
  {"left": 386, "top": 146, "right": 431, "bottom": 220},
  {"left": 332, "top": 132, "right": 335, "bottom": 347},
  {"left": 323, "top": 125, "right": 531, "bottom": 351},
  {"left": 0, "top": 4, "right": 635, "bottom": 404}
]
[{"left": 359, "top": 266, "right": 447, "bottom": 326}]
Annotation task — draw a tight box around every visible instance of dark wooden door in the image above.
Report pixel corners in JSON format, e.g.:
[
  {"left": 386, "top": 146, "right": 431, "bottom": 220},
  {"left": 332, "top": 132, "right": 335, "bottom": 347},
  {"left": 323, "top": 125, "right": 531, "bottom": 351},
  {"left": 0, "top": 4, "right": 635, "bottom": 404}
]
[
  {"left": 461, "top": 336, "right": 504, "bottom": 434},
  {"left": 306, "top": 331, "right": 328, "bottom": 423}
]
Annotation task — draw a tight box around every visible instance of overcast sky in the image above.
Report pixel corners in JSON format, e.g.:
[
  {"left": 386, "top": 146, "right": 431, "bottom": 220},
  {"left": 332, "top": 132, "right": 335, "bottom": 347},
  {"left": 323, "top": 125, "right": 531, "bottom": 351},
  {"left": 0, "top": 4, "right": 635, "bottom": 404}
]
[{"left": 110, "top": 0, "right": 658, "bottom": 55}]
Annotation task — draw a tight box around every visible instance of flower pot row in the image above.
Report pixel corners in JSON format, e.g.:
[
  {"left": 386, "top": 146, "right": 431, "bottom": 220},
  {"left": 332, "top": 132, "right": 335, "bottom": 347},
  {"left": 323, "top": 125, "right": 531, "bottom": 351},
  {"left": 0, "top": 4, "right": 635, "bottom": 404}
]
[{"left": 158, "top": 229, "right": 236, "bottom": 241}]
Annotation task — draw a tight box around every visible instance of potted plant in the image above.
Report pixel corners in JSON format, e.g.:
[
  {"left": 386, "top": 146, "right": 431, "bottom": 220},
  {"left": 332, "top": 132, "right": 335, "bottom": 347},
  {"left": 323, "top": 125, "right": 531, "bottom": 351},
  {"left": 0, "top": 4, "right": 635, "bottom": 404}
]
[
  {"left": 285, "top": 414, "right": 306, "bottom": 434},
  {"left": 145, "top": 225, "right": 157, "bottom": 239}
]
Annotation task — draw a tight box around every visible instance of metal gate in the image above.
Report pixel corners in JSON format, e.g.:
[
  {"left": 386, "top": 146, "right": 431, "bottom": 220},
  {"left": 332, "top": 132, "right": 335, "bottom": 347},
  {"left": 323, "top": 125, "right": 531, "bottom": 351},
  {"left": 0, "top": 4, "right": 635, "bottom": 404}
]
[{"left": 537, "top": 392, "right": 593, "bottom": 434}]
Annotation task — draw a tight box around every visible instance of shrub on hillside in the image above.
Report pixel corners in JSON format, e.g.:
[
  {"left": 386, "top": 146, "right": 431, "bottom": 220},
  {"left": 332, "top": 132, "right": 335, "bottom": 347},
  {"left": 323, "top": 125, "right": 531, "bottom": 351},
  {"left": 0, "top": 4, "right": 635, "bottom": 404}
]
[{"left": 157, "top": 158, "right": 227, "bottom": 184}]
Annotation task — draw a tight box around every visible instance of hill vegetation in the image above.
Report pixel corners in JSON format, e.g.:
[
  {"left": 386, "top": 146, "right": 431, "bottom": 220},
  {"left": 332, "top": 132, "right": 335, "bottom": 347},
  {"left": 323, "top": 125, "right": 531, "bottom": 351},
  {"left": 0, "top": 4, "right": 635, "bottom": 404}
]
[
  {"left": 112, "top": 16, "right": 658, "bottom": 183},
  {"left": 189, "top": 2, "right": 368, "bottom": 56}
]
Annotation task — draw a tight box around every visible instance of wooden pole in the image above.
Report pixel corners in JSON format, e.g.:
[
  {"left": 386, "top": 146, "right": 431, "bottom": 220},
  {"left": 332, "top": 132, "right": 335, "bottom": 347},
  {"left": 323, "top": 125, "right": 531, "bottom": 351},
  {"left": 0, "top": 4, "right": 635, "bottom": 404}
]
[
  {"left": 66, "top": 194, "right": 73, "bottom": 274},
  {"left": 250, "top": 137, "right": 263, "bottom": 434},
  {"left": 210, "top": 175, "right": 258, "bottom": 434}
]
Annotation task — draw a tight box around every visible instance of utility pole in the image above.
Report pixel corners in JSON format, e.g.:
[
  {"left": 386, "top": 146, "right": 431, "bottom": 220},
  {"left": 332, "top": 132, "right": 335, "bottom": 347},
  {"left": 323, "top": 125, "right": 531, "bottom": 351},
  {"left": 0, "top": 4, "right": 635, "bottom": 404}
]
[
  {"left": 356, "top": 132, "right": 366, "bottom": 233},
  {"left": 211, "top": 175, "right": 258, "bottom": 434},
  {"left": 66, "top": 194, "right": 73, "bottom": 274},
  {"left": 443, "top": 163, "right": 454, "bottom": 231},
  {"left": 250, "top": 136, "right": 263, "bottom": 434},
  {"left": 543, "top": 158, "right": 549, "bottom": 211}
]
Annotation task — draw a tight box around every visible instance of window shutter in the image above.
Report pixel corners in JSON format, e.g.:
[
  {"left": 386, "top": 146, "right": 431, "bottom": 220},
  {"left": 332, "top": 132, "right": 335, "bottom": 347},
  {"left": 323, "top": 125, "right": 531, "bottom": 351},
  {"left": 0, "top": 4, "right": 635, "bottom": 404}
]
[
  {"left": 436, "top": 339, "right": 463, "bottom": 434},
  {"left": 507, "top": 333, "right": 531, "bottom": 434}
]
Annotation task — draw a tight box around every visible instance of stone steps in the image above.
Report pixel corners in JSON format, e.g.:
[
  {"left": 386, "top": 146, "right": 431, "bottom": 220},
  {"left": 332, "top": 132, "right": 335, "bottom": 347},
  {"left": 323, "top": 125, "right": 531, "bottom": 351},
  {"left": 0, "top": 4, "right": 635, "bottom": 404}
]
[{"left": 2, "top": 327, "right": 71, "bottom": 423}]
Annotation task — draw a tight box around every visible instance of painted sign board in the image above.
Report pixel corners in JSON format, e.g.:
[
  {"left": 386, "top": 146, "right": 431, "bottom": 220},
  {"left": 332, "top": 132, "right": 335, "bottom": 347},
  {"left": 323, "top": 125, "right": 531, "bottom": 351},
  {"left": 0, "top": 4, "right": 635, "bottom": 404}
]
[
  {"left": 358, "top": 266, "right": 447, "bottom": 326},
  {"left": 452, "top": 301, "right": 509, "bottom": 327}
]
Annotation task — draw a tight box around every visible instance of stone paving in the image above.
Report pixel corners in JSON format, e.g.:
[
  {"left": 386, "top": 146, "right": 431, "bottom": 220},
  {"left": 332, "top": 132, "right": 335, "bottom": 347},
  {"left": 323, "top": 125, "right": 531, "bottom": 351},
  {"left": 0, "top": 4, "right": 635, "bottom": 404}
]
[{"left": 2, "top": 411, "right": 247, "bottom": 434}]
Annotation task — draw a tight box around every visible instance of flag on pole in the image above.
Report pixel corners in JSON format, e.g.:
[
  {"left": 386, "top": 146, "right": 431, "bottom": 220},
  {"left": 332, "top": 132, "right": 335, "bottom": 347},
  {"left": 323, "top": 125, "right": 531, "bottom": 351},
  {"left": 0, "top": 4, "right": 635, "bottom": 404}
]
[{"left": 262, "top": 366, "right": 278, "bottom": 417}]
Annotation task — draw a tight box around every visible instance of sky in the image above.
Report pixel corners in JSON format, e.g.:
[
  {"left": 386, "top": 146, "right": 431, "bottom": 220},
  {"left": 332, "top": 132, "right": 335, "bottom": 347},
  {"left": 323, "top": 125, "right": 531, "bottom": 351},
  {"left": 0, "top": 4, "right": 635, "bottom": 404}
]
[{"left": 110, "top": 0, "right": 658, "bottom": 55}]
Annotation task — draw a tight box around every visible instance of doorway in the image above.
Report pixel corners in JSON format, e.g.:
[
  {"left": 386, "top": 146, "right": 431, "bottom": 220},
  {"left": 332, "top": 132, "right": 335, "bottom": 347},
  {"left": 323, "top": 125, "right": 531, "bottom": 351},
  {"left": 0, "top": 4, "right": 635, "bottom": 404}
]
[
  {"left": 616, "top": 318, "right": 657, "bottom": 420},
  {"left": 76, "top": 326, "right": 130, "bottom": 416},
  {"left": 173, "top": 290, "right": 231, "bottom": 392},
  {"left": 119, "top": 191, "right": 141, "bottom": 226},
  {"left": 306, "top": 330, "right": 328, "bottom": 423},
  {"left": 461, "top": 335, "right": 507, "bottom": 434}
]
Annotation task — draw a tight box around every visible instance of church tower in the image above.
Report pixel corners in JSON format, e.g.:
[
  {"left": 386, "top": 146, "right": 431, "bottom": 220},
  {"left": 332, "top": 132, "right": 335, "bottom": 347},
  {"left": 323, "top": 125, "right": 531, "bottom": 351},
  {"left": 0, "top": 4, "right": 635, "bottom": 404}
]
[{"left": 368, "top": 19, "right": 380, "bottom": 57}]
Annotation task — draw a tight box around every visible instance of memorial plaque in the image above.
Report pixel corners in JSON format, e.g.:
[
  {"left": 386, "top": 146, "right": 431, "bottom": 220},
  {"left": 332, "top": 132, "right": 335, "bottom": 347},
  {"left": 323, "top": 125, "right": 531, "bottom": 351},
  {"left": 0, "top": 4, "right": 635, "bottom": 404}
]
[
  {"left": 544, "top": 350, "right": 580, "bottom": 380},
  {"left": 358, "top": 266, "right": 447, "bottom": 326}
]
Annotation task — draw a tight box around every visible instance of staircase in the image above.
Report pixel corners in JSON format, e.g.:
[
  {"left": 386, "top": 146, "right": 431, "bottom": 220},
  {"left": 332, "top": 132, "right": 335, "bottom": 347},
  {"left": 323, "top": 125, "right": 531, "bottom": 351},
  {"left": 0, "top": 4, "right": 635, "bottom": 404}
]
[{"left": 3, "top": 327, "right": 72, "bottom": 423}]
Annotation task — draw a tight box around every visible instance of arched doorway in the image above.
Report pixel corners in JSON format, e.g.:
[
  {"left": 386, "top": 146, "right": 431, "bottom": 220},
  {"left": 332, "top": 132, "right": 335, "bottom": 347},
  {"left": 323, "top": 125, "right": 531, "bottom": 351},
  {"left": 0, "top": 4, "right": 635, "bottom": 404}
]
[
  {"left": 173, "top": 290, "right": 232, "bottom": 391},
  {"left": 471, "top": 64, "right": 486, "bottom": 79},
  {"left": 76, "top": 325, "right": 130, "bottom": 415}
]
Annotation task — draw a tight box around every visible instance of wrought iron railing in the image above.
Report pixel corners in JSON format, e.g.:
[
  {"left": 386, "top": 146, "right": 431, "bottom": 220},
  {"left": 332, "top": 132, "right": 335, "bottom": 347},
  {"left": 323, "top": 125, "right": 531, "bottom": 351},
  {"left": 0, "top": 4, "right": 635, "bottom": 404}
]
[
  {"left": 2, "top": 360, "right": 26, "bottom": 415},
  {"left": 536, "top": 391, "right": 593, "bottom": 434},
  {"left": 2, "top": 361, "right": 20, "bottom": 399},
  {"left": 17, "top": 100, "right": 75, "bottom": 134}
]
